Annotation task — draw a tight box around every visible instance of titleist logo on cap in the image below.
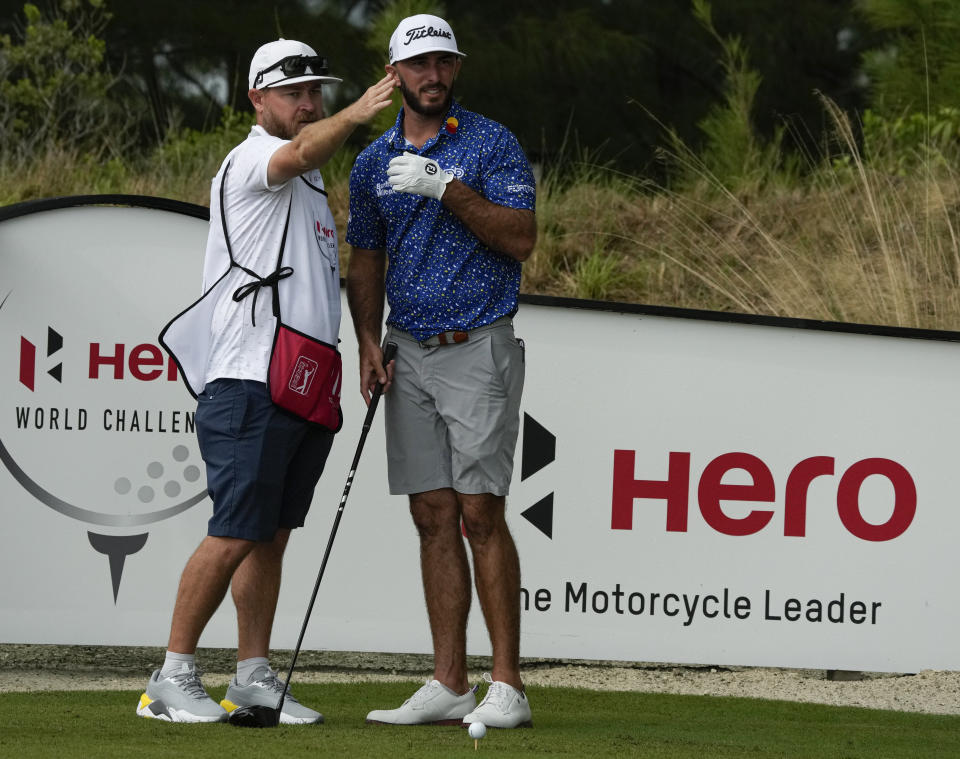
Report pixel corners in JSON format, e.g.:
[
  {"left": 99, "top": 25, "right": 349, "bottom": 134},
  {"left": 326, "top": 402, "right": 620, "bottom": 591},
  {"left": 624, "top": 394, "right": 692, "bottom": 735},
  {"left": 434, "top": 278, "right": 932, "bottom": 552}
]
[{"left": 403, "top": 25, "right": 452, "bottom": 46}]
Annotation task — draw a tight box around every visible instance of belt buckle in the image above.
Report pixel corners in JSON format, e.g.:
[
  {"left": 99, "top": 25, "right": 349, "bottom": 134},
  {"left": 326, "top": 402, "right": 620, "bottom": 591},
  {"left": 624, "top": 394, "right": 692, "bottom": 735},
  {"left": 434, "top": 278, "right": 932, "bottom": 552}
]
[{"left": 432, "top": 330, "right": 469, "bottom": 346}]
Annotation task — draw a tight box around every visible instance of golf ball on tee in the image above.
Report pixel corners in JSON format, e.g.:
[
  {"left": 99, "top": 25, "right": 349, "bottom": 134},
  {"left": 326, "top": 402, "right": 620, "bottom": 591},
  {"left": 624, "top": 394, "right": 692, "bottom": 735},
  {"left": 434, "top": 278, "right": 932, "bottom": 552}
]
[{"left": 468, "top": 722, "right": 487, "bottom": 739}]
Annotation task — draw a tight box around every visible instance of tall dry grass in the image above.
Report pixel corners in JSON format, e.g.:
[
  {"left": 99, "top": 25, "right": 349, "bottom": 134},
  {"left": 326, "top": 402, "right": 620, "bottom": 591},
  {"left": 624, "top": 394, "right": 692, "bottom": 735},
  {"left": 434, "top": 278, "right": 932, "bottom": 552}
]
[
  {"left": 527, "top": 105, "right": 960, "bottom": 331},
  {"left": 3, "top": 103, "right": 960, "bottom": 332}
]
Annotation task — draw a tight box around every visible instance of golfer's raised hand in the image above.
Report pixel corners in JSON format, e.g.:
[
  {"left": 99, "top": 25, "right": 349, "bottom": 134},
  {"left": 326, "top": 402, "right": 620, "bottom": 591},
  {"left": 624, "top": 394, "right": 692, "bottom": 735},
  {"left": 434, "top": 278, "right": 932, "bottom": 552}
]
[{"left": 345, "top": 74, "right": 396, "bottom": 125}]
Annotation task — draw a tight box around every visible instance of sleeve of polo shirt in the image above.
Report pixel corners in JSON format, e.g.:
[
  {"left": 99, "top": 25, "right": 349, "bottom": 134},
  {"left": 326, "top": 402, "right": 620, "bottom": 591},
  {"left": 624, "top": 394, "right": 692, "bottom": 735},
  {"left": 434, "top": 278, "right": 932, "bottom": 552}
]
[
  {"left": 346, "top": 150, "right": 386, "bottom": 250},
  {"left": 228, "top": 132, "right": 287, "bottom": 193},
  {"left": 479, "top": 127, "right": 537, "bottom": 212}
]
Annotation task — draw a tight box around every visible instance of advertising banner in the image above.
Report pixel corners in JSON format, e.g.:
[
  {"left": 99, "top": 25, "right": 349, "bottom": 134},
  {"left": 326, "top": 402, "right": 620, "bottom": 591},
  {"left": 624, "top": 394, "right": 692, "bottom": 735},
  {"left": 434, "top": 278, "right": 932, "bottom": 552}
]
[{"left": 2, "top": 197, "right": 958, "bottom": 673}]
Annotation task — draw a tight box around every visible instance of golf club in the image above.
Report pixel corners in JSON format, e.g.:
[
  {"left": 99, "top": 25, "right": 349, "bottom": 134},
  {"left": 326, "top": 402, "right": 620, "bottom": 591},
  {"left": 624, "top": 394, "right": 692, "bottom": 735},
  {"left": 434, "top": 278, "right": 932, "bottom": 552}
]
[{"left": 229, "top": 341, "right": 398, "bottom": 728}]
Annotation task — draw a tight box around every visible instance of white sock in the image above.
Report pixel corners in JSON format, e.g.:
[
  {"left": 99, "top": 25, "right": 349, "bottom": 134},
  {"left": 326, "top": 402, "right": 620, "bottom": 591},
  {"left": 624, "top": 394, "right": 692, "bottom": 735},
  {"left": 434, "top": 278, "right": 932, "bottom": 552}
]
[
  {"left": 160, "top": 651, "right": 195, "bottom": 678},
  {"left": 237, "top": 656, "right": 270, "bottom": 685}
]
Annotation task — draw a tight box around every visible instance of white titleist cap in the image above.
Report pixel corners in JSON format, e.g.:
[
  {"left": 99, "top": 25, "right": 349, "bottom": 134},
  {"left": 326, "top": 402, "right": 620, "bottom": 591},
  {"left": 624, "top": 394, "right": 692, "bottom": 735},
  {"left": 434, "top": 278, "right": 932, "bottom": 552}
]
[
  {"left": 248, "top": 38, "right": 343, "bottom": 89},
  {"left": 388, "top": 14, "right": 466, "bottom": 64}
]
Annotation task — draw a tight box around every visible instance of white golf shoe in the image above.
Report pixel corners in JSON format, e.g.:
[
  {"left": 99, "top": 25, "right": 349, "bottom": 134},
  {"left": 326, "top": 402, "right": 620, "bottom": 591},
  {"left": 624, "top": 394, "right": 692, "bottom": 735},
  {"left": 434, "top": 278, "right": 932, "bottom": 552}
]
[
  {"left": 366, "top": 679, "right": 476, "bottom": 725},
  {"left": 462, "top": 673, "right": 533, "bottom": 728}
]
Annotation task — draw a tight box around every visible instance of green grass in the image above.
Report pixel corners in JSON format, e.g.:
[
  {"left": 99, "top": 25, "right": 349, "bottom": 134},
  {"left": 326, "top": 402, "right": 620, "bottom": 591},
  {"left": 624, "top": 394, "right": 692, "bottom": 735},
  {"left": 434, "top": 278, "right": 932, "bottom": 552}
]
[{"left": 2, "top": 681, "right": 959, "bottom": 758}]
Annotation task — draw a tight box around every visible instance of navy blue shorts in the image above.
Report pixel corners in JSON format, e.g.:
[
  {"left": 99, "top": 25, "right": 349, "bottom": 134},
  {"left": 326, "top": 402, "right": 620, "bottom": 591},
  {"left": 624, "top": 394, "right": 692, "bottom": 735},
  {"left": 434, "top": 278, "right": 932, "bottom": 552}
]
[{"left": 195, "top": 379, "right": 335, "bottom": 541}]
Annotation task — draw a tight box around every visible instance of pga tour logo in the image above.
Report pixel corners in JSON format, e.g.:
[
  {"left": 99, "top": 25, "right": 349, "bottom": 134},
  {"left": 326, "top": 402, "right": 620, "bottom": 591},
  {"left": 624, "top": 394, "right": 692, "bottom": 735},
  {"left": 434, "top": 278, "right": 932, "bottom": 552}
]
[{"left": 289, "top": 355, "right": 318, "bottom": 397}]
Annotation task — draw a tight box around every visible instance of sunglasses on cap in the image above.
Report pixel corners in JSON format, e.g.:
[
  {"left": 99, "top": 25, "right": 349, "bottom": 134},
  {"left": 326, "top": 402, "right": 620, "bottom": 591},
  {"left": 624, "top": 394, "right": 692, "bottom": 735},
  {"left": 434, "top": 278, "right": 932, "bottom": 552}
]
[{"left": 253, "top": 55, "right": 329, "bottom": 87}]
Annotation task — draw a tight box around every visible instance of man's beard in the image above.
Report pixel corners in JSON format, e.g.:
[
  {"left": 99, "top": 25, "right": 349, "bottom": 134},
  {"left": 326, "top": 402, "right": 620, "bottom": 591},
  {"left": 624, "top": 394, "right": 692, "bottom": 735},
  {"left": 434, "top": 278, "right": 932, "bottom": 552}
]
[
  {"left": 261, "top": 108, "right": 318, "bottom": 140},
  {"left": 397, "top": 74, "right": 454, "bottom": 117}
]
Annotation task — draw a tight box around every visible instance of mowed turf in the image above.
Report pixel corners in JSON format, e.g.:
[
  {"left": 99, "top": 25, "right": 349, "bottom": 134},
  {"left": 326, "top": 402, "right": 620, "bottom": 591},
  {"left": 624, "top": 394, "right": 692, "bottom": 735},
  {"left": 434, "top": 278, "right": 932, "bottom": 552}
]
[{"left": 2, "top": 681, "right": 959, "bottom": 758}]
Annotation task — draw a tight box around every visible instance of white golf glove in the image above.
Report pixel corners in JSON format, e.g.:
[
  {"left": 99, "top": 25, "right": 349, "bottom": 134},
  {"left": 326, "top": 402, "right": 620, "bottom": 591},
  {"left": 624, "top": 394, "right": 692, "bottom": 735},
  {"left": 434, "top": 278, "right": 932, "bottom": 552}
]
[{"left": 387, "top": 151, "right": 453, "bottom": 200}]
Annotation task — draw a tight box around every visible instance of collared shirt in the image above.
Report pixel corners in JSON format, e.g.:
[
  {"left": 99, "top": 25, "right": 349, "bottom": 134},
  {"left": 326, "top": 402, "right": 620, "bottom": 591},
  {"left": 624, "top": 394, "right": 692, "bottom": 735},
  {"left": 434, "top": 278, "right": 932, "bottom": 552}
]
[{"left": 346, "top": 101, "right": 536, "bottom": 341}]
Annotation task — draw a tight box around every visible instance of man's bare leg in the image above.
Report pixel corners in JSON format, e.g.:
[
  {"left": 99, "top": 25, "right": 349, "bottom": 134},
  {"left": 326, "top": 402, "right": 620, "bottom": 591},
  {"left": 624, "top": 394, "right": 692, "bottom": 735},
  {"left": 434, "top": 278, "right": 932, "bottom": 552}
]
[
  {"left": 410, "top": 488, "right": 472, "bottom": 694},
  {"left": 167, "top": 535, "right": 255, "bottom": 654},
  {"left": 461, "top": 493, "right": 523, "bottom": 691},
  {"left": 233, "top": 529, "right": 290, "bottom": 661}
]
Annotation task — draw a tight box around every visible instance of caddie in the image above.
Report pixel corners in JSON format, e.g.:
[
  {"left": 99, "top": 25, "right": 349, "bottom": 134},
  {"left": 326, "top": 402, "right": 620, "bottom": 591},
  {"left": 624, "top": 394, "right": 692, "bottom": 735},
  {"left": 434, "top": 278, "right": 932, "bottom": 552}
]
[{"left": 140, "top": 39, "right": 393, "bottom": 725}]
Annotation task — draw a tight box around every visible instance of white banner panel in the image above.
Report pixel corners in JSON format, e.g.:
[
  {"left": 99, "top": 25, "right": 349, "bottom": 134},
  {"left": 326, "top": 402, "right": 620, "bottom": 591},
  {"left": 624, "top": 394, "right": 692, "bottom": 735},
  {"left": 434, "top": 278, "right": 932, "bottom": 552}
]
[{"left": 1, "top": 197, "right": 958, "bottom": 673}]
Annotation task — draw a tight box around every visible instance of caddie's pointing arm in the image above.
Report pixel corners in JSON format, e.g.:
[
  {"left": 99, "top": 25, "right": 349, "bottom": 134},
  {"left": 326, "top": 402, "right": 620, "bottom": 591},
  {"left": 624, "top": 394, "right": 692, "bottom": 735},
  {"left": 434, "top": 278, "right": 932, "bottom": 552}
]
[{"left": 266, "top": 75, "right": 395, "bottom": 186}]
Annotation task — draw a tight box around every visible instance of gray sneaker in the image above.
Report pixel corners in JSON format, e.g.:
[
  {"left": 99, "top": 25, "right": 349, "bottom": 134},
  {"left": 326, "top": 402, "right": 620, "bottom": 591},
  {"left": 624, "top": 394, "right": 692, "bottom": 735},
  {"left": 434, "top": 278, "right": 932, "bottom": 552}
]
[
  {"left": 220, "top": 665, "right": 323, "bottom": 725},
  {"left": 462, "top": 673, "right": 533, "bottom": 728},
  {"left": 136, "top": 665, "right": 228, "bottom": 723},
  {"left": 366, "top": 679, "right": 476, "bottom": 725}
]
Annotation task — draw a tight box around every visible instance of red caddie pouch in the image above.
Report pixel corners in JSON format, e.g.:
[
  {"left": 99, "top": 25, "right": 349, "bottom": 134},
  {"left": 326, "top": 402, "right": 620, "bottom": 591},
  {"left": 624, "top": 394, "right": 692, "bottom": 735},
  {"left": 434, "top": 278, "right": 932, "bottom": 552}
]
[{"left": 268, "top": 323, "right": 343, "bottom": 431}]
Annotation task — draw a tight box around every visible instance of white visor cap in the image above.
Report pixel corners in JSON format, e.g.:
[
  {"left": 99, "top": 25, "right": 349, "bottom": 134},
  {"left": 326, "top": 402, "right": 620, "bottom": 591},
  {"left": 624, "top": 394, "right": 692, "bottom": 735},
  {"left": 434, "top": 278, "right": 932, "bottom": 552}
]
[
  {"left": 248, "top": 38, "right": 343, "bottom": 89},
  {"left": 388, "top": 14, "right": 466, "bottom": 64}
]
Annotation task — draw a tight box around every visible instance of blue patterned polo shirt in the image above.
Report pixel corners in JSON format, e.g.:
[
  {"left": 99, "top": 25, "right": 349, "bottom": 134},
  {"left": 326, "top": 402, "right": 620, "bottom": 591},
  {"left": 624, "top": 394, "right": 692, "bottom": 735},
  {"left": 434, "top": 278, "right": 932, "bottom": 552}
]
[{"left": 346, "top": 100, "right": 536, "bottom": 341}]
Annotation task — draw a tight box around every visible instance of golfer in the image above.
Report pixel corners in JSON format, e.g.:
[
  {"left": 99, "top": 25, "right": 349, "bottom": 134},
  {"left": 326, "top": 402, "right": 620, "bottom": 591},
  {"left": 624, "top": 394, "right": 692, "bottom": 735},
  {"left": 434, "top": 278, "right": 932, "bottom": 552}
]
[
  {"left": 138, "top": 39, "right": 394, "bottom": 724},
  {"left": 346, "top": 14, "right": 537, "bottom": 729}
]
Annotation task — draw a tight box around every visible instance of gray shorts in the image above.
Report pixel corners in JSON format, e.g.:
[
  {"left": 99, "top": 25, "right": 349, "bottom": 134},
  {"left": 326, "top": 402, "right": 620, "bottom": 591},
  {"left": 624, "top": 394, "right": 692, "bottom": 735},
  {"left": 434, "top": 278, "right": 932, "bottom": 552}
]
[{"left": 383, "top": 319, "right": 525, "bottom": 496}]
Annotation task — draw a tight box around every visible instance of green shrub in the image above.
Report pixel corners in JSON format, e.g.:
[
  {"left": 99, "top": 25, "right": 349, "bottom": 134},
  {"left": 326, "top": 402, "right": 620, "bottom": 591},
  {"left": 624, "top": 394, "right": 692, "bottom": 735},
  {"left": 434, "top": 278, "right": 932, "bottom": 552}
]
[
  {"left": 861, "top": 106, "right": 960, "bottom": 173},
  {"left": 0, "top": 0, "right": 132, "bottom": 164}
]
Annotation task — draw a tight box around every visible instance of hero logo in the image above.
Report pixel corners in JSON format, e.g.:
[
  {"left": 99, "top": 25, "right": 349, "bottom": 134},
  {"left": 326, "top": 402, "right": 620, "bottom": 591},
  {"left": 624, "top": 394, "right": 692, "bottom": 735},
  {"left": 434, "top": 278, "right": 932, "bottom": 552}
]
[
  {"left": 315, "top": 220, "right": 337, "bottom": 268},
  {"left": 19, "top": 327, "right": 63, "bottom": 391},
  {"left": 316, "top": 220, "right": 335, "bottom": 241},
  {"left": 612, "top": 451, "right": 916, "bottom": 542},
  {"left": 88, "top": 342, "right": 179, "bottom": 381},
  {"left": 519, "top": 413, "right": 556, "bottom": 539},
  {"left": 19, "top": 329, "right": 179, "bottom": 388}
]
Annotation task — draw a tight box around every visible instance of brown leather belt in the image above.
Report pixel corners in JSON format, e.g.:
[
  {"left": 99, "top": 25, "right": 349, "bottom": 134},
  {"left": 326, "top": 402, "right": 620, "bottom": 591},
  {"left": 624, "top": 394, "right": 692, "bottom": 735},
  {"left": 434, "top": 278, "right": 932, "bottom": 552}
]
[
  {"left": 423, "top": 329, "right": 469, "bottom": 346},
  {"left": 416, "top": 316, "right": 512, "bottom": 348}
]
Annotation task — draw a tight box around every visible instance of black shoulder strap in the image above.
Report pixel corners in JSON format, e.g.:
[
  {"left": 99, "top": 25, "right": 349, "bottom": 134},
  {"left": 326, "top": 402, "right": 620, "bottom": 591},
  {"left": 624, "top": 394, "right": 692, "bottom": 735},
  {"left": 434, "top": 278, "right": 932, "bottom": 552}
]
[
  {"left": 219, "top": 160, "right": 294, "bottom": 326},
  {"left": 299, "top": 174, "right": 328, "bottom": 196}
]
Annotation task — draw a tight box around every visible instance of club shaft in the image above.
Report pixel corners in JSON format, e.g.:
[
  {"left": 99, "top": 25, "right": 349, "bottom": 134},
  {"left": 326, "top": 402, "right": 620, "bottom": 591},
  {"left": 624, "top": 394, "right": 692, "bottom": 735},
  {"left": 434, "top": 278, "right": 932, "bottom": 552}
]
[{"left": 276, "top": 341, "right": 397, "bottom": 711}]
